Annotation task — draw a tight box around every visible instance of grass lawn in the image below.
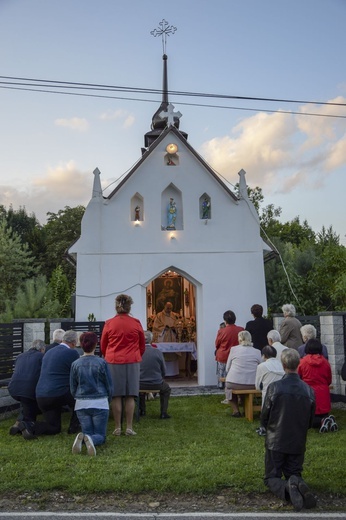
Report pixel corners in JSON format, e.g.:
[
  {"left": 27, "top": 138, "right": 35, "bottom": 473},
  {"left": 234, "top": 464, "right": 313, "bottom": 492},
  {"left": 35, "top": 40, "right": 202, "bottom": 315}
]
[{"left": 1, "top": 395, "right": 345, "bottom": 498}]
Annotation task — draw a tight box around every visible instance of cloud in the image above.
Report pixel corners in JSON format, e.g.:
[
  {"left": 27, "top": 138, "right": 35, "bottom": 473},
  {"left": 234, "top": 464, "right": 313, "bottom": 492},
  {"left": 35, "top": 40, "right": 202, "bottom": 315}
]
[
  {"left": 0, "top": 161, "right": 94, "bottom": 224},
  {"left": 99, "top": 109, "right": 135, "bottom": 128},
  {"left": 54, "top": 117, "right": 89, "bottom": 131},
  {"left": 200, "top": 97, "right": 346, "bottom": 194}
]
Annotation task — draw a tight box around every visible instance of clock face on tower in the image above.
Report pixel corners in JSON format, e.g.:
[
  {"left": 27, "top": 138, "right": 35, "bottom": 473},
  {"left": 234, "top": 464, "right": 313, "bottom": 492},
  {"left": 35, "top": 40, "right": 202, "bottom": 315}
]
[{"left": 166, "top": 143, "right": 178, "bottom": 154}]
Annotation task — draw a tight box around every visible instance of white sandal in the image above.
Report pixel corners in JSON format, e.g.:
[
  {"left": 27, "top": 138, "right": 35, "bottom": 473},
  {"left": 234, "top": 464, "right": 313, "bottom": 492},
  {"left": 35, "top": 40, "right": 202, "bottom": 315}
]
[
  {"left": 113, "top": 428, "right": 122, "bottom": 436},
  {"left": 125, "top": 428, "right": 137, "bottom": 436}
]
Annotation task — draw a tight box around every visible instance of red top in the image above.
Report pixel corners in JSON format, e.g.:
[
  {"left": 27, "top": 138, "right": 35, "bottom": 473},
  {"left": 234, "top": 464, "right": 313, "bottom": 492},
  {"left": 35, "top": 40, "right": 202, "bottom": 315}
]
[
  {"left": 298, "top": 354, "right": 332, "bottom": 415},
  {"left": 215, "top": 324, "right": 244, "bottom": 363},
  {"left": 100, "top": 314, "right": 145, "bottom": 364}
]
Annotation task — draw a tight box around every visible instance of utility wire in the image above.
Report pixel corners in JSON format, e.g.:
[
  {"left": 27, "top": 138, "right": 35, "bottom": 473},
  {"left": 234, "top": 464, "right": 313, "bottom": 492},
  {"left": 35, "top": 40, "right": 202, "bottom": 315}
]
[
  {"left": 1, "top": 74, "right": 345, "bottom": 107},
  {"left": 1, "top": 84, "right": 345, "bottom": 119}
]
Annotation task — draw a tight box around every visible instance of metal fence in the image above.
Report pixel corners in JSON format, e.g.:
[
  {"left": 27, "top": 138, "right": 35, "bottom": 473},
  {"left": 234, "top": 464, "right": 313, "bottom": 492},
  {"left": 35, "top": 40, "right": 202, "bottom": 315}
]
[
  {"left": 61, "top": 321, "right": 105, "bottom": 356},
  {"left": 343, "top": 314, "right": 346, "bottom": 358},
  {"left": 0, "top": 323, "right": 24, "bottom": 383}
]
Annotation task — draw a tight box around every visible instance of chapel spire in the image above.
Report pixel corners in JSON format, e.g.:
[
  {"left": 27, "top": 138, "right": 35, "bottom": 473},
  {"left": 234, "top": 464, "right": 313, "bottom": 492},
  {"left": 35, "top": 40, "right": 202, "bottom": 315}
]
[{"left": 144, "top": 21, "right": 187, "bottom": 150}]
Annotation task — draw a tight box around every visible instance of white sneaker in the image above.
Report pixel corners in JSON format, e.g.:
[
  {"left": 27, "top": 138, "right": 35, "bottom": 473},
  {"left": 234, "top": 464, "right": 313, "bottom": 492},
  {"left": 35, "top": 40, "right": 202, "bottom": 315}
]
[
  {"left": 220, "top": 399, "right": 230, "bottom": 405},
  {"left": 84, "top": 434, "right": 96, "bottom": 456},
  {"left": 72, "top": 432, "right": 84, "bottom": 454}
]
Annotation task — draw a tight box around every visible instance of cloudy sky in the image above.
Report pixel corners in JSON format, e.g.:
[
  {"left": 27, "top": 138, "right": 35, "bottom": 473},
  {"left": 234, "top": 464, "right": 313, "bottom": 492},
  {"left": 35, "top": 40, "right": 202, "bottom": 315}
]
[{"left": 1, "top": 0, "right": 345, "bottom": 244}]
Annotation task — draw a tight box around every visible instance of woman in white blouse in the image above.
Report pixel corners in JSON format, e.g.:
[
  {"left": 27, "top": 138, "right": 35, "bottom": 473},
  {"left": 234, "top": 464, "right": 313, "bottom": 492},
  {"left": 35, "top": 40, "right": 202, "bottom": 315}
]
[{"left": 225, "top": 330, "right": 261, "bottom": 417}]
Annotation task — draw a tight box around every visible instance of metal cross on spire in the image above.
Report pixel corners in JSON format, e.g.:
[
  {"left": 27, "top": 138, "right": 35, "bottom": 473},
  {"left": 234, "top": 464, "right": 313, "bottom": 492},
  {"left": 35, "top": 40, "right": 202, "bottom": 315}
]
[{"left": 150, "top": 19, "right": 177, "bottom": 54}]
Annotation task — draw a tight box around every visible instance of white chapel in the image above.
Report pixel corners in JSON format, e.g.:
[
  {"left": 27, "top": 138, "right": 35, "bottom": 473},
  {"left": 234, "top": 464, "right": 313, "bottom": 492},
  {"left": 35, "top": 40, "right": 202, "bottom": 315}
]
[{"left": 69, "top": 53, "right": 271, "bottom": 386}]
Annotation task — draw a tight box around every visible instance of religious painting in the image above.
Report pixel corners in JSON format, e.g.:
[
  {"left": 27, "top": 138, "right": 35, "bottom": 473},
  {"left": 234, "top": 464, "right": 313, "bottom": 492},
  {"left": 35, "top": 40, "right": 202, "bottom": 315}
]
[{"left": 153, "top": 276, "right": 183, "bottom": 314}]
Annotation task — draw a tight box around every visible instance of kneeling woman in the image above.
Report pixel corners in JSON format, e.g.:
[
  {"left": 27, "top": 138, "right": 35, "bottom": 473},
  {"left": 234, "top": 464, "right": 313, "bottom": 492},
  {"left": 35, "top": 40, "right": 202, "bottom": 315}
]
[
  {"left": 225, "top": 330, "right": 261, "bottom": 417},
  {"left": 70, "top": 332, "right": 113, "bottom": 456},
  {"left": 298, "top": 338, "right": 336, "bottom": 432}
]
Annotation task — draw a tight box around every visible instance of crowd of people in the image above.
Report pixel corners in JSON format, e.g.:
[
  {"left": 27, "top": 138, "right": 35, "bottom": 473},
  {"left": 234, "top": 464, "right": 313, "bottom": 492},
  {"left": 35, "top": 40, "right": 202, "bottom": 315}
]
[
  {"left": 7, "top": 298, "right": 341, "bottom": 511},
  {"left": 215, "top": 301, "right": 339, "bottom": 511},
  {"left": 8, "top": 293, "right": 172, "bottom": 457}
]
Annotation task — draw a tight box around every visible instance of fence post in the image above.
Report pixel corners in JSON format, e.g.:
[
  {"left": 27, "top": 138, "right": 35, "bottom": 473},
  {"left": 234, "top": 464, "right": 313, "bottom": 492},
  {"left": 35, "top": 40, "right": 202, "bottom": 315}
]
[{"left": 319, "top": 311, "right": 346, "bottom": 397}]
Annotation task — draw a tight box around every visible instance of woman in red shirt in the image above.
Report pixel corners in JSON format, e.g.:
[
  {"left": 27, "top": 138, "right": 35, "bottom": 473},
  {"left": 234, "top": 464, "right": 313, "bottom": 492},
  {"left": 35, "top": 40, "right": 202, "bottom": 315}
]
[
  {"left": 101, "top": 294, "right": 145, "bottom": 436},
  {"left": 298, "top": 338, "right": 336, "bottom": 432}
]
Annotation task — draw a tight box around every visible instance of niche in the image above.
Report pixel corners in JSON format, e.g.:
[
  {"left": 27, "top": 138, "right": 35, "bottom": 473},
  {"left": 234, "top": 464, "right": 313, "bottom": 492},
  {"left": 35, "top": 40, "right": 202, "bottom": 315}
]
[
  {"left": 161, "top": 184, "right": 183, "bottom": 230},
  {"left": 199, "top": 193, "right": 211, "bottom": 220},
  {"left": 131, "top": 193, "right": 144, "bottom": 222}
]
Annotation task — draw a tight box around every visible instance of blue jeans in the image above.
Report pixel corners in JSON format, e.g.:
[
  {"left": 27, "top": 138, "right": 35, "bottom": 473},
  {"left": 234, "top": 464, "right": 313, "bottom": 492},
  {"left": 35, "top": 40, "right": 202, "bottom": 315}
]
[{"left": 76, "top": 408, "right": 109, "bottom": 446}]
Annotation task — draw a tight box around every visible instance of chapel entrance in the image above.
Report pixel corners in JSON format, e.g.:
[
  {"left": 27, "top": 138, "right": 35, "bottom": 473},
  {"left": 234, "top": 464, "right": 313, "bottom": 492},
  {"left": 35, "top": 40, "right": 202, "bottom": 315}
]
[{"left": 146, "top": 270, "right": 197, "bottom": 381}]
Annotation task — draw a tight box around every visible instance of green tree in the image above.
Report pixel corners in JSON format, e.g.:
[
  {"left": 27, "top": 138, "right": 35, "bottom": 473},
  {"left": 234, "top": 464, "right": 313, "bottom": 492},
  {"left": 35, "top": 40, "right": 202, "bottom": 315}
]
[
  {"left": 49, "top": 265, "right": 73, "bottom": 317},
  {"left": 0, "top": 275, "right": 61, "bottom": 321},
  {"left": 42, "top": 205, "right": 85, "bottom": 285},
  {"left": 2, "top": 205, "right": 46, "bottom": 272},
  {"left": 240, "top": 186, "right": 345, "bottom": 314},
  {"left": 311, "top": 242, "right": 346, "bottom": 311},
  {"left": 316, "top": 225, "right": 340, "bottom": 247},
  {"left": 0, "top": 220, "right": 37, "bottom": 313}
]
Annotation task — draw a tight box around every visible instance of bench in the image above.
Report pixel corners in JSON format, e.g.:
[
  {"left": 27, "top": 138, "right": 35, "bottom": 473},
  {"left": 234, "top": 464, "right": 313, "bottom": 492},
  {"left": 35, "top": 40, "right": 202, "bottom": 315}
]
[
  {"left": 219, "top": 378, "right": 262, "bottom": 422},
  {"left": 135, "top": 389, "right": 161, "bottom": 422},
  {"left": 231, "top": 389, "right": 262, "bottom": 422}
]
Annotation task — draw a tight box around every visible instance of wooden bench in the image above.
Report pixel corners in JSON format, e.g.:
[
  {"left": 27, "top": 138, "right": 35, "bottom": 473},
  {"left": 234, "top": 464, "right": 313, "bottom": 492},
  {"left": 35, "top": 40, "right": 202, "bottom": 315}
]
[
  {"left": 219, "top": 378, "right": 262, "bottom": 422},
  {"left": 231, "top": 389, "right": 262, "bottom": 422},
  {"left": 135, "top": 389, "right": 161, "bottom": 422}
]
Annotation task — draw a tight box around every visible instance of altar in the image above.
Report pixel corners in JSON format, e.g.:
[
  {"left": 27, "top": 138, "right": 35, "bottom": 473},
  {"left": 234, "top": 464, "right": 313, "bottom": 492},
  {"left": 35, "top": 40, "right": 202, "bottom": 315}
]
[{"left": 153, "top": 342, "right": 197, "bottom": 376}]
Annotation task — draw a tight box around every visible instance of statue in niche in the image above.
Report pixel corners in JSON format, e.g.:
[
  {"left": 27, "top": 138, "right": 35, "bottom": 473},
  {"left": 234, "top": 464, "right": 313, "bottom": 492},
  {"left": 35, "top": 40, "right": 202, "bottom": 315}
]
[
  {"left": 135, "top": 205, "right": 140, "bottom": 221},
  {"left": 202, "top": 198, "right": 211, "bottom": 219},
  {"left": 166, "top": 155, "right": 176, "bottom": 166},
  {"left": 167, "top": 198, "right": 177, "bottom": 229}
]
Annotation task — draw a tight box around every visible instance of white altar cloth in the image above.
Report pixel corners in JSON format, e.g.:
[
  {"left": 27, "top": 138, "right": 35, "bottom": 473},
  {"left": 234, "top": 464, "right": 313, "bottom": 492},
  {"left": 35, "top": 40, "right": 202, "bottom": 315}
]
[{"left": 152, "top": 342, "right": 197, "bottom": 360}]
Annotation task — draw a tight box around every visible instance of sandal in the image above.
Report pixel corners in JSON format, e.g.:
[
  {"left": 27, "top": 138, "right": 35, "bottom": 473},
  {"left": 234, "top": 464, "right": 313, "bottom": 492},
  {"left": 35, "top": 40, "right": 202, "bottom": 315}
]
[
  {"left": 112, "top": 428, "right": 122, "bottom": 436},
  {"left": 125, "top": 428, "right": 137, "bottom": 436}
]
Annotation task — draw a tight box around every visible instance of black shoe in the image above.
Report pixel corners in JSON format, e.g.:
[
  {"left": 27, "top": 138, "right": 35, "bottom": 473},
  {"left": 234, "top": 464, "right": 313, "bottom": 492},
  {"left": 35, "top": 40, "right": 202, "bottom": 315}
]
[
  {"left": 18, "top": 421, "right": 37, "bottom": 440},
  {"left": 288, "top": 475, "right": 304, "bottom": 511},
  {"left": 255, "top": 426, "right": 266, "bottom": 436},
  {"left": 298, "top": 481, "right": 317, "bottom": 509},
  {"left": 9, "top": 422, "right": 21, "bottom": 435},
  {"left": 139, "top": 409, "right": 146, "bottom": 416},
  {"left": 160, "top": 413, "right": 171, "bottom": 419},
  {"left": 231, "top": 412, "right": 242, "bottom": 418}
]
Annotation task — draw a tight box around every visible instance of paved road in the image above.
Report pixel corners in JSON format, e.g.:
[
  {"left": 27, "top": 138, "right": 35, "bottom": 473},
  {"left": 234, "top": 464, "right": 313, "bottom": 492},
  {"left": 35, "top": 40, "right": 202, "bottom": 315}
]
[{"left": 0, "top": 512, "right": 346, "bottom": 519}]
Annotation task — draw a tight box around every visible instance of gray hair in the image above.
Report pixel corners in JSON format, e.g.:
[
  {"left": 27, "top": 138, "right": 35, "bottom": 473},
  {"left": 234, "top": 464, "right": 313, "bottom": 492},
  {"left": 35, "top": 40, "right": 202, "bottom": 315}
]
[
  {"left": 267, "top": 329, "right": 281, "bottom": 343},
  {"left": 238, "top": 330, "right": 253, "bottom": 346},
  {"left": 144, "top": 330, "right": 153, "bottom": 344},
  {"left": 31, "top": 339, "right": 46, "bottom": 351},
  {"left": 62, "top": 330, "right": 79, "bottom": 345},
  {"left": 281, "top": 348, "right": 300, "bottom": 370},
  {"left": 52, "top": 328, "right": 65, "bottom": 343},
  {"left": 300, "top": 324, "right": 316, "bottom": 341},
  {"left": 282, "top": 304, "right": 296, "bottom": 317}
]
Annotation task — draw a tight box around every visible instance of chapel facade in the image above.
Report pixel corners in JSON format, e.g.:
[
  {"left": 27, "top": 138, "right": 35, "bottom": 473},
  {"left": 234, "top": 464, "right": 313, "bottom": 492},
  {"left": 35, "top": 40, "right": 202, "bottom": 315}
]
[{"left": 68, "top": 53, "right": 270, "bottom": 386}]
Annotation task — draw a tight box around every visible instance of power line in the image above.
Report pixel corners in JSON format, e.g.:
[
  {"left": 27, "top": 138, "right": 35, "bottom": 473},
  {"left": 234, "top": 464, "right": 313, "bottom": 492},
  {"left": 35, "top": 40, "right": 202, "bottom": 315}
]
[
  {"left": 1, "top": 84, "right": 346, "bottom": 120},
  {"left": 1, "top": 74, "right": 345, "bottom": 107}
]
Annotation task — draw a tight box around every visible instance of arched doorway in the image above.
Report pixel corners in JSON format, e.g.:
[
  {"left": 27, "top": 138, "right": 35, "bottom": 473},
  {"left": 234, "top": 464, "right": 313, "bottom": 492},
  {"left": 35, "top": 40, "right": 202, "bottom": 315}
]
[{"left": 146, "top": 269, "right": 197, "bottom": 382}]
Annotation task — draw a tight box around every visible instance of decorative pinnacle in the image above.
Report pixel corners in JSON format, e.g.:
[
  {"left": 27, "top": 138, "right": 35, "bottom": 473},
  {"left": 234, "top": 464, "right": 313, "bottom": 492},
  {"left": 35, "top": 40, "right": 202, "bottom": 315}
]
[{"left": 150, "top": 19, "right": 177, "bottom": 54}]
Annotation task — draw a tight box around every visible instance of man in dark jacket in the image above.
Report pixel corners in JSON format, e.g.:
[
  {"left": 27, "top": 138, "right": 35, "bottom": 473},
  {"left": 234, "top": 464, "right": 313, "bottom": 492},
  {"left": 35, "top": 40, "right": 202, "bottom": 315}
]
[
  {"left": 8, "top": 339, "right": 46, "bottom": 437},
  {"left": 20, "top": 330, "right": 80, "bottom": 439},
  {"left": 139, "top": 331, "right": 171, "bottom": 419},
  {"left": 261, "top": 348, "right": 316, "bottom": 511}
]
